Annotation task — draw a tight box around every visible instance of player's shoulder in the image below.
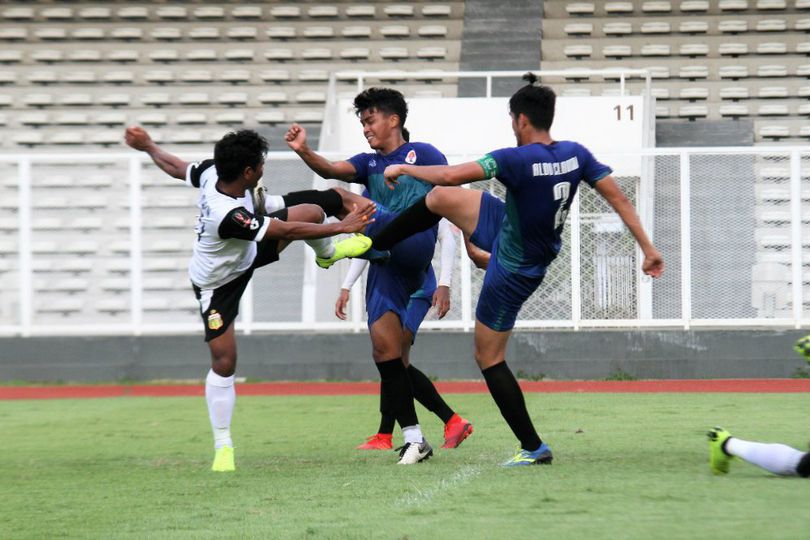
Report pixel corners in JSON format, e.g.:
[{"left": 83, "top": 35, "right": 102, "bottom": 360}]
[
  {"left": 188, "top": 158, "right": 217, "bottom": 187},
  {"left": 553, "top": 140, "right": 591, "bottom": 156},
  {"left": 407, "top": 142, "right": 446, "bottom": 164}
]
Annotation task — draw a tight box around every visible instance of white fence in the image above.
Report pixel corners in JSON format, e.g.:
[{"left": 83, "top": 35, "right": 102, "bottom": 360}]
[{"left": 0, "top": 146, "right": 809, "bottom": 337}]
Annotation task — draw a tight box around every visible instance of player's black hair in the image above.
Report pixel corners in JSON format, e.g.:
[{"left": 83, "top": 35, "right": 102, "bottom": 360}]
[
  {"left": 214, "top": 130, "right": 269, "bottom": 183},
  {"left": 509, "top": 72, "right": 556, "bottom": 132},
  {"left": 353, "top": 87, "right": 410, "bottom": 141}
]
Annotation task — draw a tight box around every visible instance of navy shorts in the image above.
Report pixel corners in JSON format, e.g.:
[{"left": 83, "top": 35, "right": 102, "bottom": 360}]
[
  {"left": 403, "top": 264, "right": 437, "bottom": 339},
  {"left": 364, "top": 208, "right": 438, "bottom": 329},
  {"left": 471, "top": 192, "right": 546, "bottom": 332}
]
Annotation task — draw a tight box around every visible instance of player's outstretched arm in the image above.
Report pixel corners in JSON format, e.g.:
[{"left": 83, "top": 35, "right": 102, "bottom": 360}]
[
  {"left": 384, "top": 162, "right": 486, "bottom": 188},
  {"left": 265, "top": 202, "right": 375, "bottom": 241},
  {"left": 284, "top": 123, "right": 357, "bottom": 181},
  {"left": 124, "top": 126, "right": 188, "bottom": 180},
  {"left": 594, "top": 176, "right": 664, "bottom": 278}
]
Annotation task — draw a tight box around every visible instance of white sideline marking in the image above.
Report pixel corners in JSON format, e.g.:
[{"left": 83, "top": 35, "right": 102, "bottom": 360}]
[{"left": 394, "top": 465, "right": 483, "bottom": 507}]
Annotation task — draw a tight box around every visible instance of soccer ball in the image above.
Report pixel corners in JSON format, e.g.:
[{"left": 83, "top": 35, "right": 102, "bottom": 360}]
[{"left": 793, "top": 335, "right": 810, "bottom": 363}]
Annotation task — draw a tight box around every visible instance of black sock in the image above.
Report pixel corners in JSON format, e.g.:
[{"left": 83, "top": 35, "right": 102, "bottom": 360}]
[
  {"left": 375, "top": 358, "right": 419, "bottom": 429},
  {"left": 282, "top": 189, "right": 343, "bottom": 217},
  {"left": 377, "top": 383, "right": 396, "bottom": 434},
  {"left": 797, "top": 452, "right": 810, "bottom": 478},
  {"left": 481, "top": 362, "right": 542, "bottom": 451},
  {"left": 408, "top": 364, "right": 454, "bottom": 424},
  {"left": 371, "top": 196, "right": 442, "bottom": 251}
]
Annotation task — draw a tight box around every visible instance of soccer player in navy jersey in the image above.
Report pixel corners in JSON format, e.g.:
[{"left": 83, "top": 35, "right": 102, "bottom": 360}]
[
  {"left": 285, "top": 88, "right": 472, "bottom": 464},
  {"left": 346, "top": 73, "right": 665, "bottom": 466}
]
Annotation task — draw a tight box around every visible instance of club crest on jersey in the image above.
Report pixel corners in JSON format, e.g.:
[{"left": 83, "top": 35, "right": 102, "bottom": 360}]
[
  {"left": 369, "top": 158, "right": 376, "bottom": 168},
  {"left": 207, "top": 310, "right": 223, "bottom": 331},
  {"left": 405, "top": 150, "right": 417, "bottom": 164}
]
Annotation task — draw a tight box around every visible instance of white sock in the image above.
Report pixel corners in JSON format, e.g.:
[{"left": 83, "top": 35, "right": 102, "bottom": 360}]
[
  {"left": 205, "top": 369, "right": 235, "bottom": 449},
  {"left": 402, "top": 425, "right": 424, "bottom": 445},
  {"left": 265, "top": 194, "right": 285, "bottom": 213},
  {"left": 725, "top": 437, "right": 804, "bottom": 476},
  {"left": 304, "top": 212, "right": 335, "bottom": 258}
]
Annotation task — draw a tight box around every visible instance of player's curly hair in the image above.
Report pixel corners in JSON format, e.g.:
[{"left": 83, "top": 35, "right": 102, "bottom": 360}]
[
  {"left": 353, "top": 87, "right": 410, "bottom": 141},
  {"left": 509, "top": 72, "right": 556, "bottom": 132},
  {"left": 214, "top": 130, "right": 269, "bottom": 183}
]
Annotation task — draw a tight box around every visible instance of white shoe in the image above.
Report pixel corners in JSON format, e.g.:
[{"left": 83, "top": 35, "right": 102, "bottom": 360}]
[{"left": 396, "top": 439, "right": 433, "bottom": 465}]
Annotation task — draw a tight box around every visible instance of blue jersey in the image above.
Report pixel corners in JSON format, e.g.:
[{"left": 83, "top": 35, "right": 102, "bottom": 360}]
[
  {"left": 347, "top": 142, "right": 447, "bottom": 213},
  {"left": 478, "top": 141, "right": 611, "bottom": 277}
]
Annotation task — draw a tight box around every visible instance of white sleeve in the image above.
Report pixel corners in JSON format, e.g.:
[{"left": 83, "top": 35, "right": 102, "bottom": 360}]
[
  {"left": 437, "top": 219, "right": 457, "bottom": 287},
  {"left": 341, "top": 258, "right": 368, "bottom": 290}
]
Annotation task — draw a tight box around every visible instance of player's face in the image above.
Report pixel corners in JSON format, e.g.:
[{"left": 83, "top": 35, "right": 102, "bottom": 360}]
[{"left": 358, "top": 108, "right": 393, "bottom": 150}]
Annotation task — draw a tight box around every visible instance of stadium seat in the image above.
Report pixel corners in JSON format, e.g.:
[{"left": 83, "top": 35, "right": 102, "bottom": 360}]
[
  {"left": 103, "top": 71, "right": 134, "bottom": 84},
  {"left": 756, "top": 0, "right": 786, "bottom": 8},
  {"left": 194, "top": 6, "right": 225, "bottom": 19},
  {"left": 94, "top": 112, "right": 126, "bottom": 126},
  {"left": 422, "top": 5, "right": 453, "bottom": 16},
  {"left": 603, "top": 22, "right": 632, "bottom": 35},
  {"left": 346, "top": 5, "right": 376, "bottom": 17},
  {"left": 565, "top": 23, "right": 594, "bottom": 35},
  {"left": 265, "top": 48, "right": 294, "bottom": 61},
  {"left": 758, "top": 104, "right": 790, "bottom": 115},
  {"left": 98, "top": 94, "right": 131, "bottom": 107},
  {"left": 0, "top": 94, "right": 12, "bottom": 106},
  {"left": 796, "top": 42, "right": 810, "bottom": 54},
  {"left": 384, "top": 5, "right": 415, "bottom": 17},
  {"left": 566, "top": 3, "right": 596, "bottom": 16},
  {"left": 267, "top": 26, "right": 296, "bottom": 39},
  {"left": 0, "top": 28, "right": 27, "bottom": 40},
  {"left": 218, "top": 92, "right": 248, "bottom": 106},
  {"left": 60, "top": 93, "right": 93, "bottom": 107},
  {"left": 19, "top": 113, "right": 49, "bottom": 126},
  {"left": 758, "top": 64, "right": 787, "bottom": 77},
  {"left": 565, "top": 45, "right": 593, "bottom": 58},
  {"left": 270, "top": 6, "right": 301, "bottom": 18},
  {"left": 641, "top": 44, "right": 671, "bottom": 56},
  {"left": 54, "top": 112, "right": 90, "bottom": 125},
  {"left": 232, "top": 6, "right": 263, "bottom": 18},
  {"left": 24, "top": 93, "right": 55, "bottom": 107},
  {"left": 416, "top": 47, "right": 447, "bottom": 60},
  {"left": 759, "top": 86, "right": 789, "bottom": 98},
  {"left": 719, "top": 43, "right": 749, "bottom": 56},
  {"left": 110, "top": 27, "right": 143, "bottom": 40},
  {"left": 2, "top": 7, "right": 33, "bottom": 20},
  {"left": 419, "top": 25, "right": 448, "bottom": 38},
  {"left": 180, "top": 70, "right": 213, "bottom": 83},
  {"left": 294, "top": 110, "right": 324, "bottom": 123},
  {"left": 679, "top": 87, "right": 709, "bottom": 99},
  {"left": 301, "top": 48, "right": 333, "bottom": 60},
  {"left": 381, "top": 25, "right": 410, "bottom": 38},
  {"left": 757, "top": 19, "right": 787, "bottom": 31},
  {"left": 650, "top": 87, "right": 671, "bottom": 99},
  {"left": 176, "top": 112, "right": 207, "bottom": 125},
  {"left": 341, "top": 48, "right": 371, "bottom": 60},
  {"left": 215, "top": 111, "right": 246, "bottom": 125},
  {"left": 679, "top": 21, "right": 708, "bottom": 34},
  {"left": 72, "top": 28, "right": 105, "bottom": 40},
  {"left": 36, "top": 298, "right": 83, "bottom": 315},
  {"left": 759, "top": 124, "right": 790, "bottom": 139},
  {"left": 720, "top": 103, "right": 750, "bottom": 117},
  {"left": 0, "top": 50, "right": 22, "bottom": 63},
  {"left": 31, "top": 49, "right": 64, "bottom": 63},
  {"left": 308, "top": 6, "right": 339, "bottom": 18},
  {"left": 643, "top": 2, "right": 672, "bottom": 12},
  {"left": 224, "top": 49, "right": 254, "bottom": 62},
  {"left": 178, "top": 93, "right": 210, "bottom": 106},
  {"left": 343, "top": 25, "right": 372, "bottom": 38},
  {"left": 561, "top": 87, "right": 592, "bottom": 97},
  {"left": 139, "top": 112, "right": 168, "bottom": 126},
  {"left": 680, "top": 66, "right": 709, "bottom": 79},
  {"left": 144, "top": 70, "right": 175, "bottom": 84},
  {"left": 13, "top": 132, "right": 44, "bottom": 146},
  {"left": 186, "top": 49, "right": 218, "bottom": 62},
  {"left": 149, "top": 49, "right": 180, "bottom": 63},
  {"left": 603, "top": 45, "right": 633, "bottom": 58},
  {"left": 259, "top": 69, "right": 291, "bottom": 83},
  {"left": 719, "top": 1, "right": 749, "bottom": 11},
  {"left": 303, "top": 26, "right": 335, "bottom": 38},
  {"left": 680, "top": 1, "right": 709, "bottom": 11},
  {"left": 151, "top": 27, "right": 182, "bottom": 41},
  {"left": 799, "top": 125, "right": 810, "bottom": 138},
  {"left": 256, "top": 111, "right": 285, "bottom": 124},
  {"left": 42, "top": 7, "right": 73, "bottom": 20},
  {"left": 797, "top": 64, "right": 810, "bottom": 76},
  {"left": 718, "top": 20, "right": 748, "bottom": 33},
  {"left": 639, "top": 21, "right": 669, "bottom": 34},
  {"left": 28, "top": 71, "right": 58, "bottom": 85},
  {"left": 35, "top": 28, "right": 68, "bottom": 40},
  {"left": 680, "top": 43, "right": 709, "bottom": 56},
  {"left": 605, "top": 2, "right": 634, "bottom": 13},
  {"left": 220, "top": 69, "right": 251, "bottom": 84},
  {"left": 117, "top": 7, "right": 148, "bottom": 20},
  {"left": 189, "top": 27, "right": 221, "bottom": 40},
  {"left": 719, "top": 65, "right": 749, "bottom": 78},
  {"left": 796, "top": 19, "right": 810, "bottom": 31},
  {"left": 297, "top": 91, "right": 326, "bottom": 103},
  {"left": 258, "top": 91, "right": 288, "bottom": 104},
  {"left": 156, "top": 7, "right": 187, "bottom": 19}
]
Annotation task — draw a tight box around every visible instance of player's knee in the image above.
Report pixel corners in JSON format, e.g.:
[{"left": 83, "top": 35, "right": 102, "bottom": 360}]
[
  {"left": 426, "top": 186, "right": 453, "bottom": 213},
  {"left": 211, "top": 353, "right": 237, "bottom": 377},
  {"left": 797, "top": 452, "right": 810, "bottom": 478}
]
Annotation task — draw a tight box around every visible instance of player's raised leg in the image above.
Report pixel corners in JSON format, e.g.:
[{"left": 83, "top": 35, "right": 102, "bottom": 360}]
[{"left": 707, "top": 427, "right": 810, "bottom": 477}]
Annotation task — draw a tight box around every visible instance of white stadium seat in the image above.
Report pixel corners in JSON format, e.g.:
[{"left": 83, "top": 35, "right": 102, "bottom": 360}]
[{"left": 566, "top": 3, "right": 595, "bottom": 15}]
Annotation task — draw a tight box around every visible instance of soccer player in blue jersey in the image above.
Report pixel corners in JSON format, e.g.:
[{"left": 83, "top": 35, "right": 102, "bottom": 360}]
[
  {"left": 350, "top": 73, "right": 665, "bottom": 466},
  {"left": 285, "top": 88, "right": 472, "bottom": 464}
]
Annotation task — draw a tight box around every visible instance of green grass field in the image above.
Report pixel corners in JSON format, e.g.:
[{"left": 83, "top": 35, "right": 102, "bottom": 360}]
[{"left": 2, "top": 393, "right": 809, "bottom": 539}]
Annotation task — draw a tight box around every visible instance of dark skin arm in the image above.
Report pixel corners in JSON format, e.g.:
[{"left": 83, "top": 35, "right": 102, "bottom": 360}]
[
  {"left": 264, "top": 202, "right": 375, "bottom": 241},
  {"left": 124, "top": 126, "right": 188, "bottom": 180},
  {"left": 285, "top": 123, "right": 357, "bottom": 181}
]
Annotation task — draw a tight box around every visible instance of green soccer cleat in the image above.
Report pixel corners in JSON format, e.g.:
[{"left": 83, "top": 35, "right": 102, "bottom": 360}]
[
  {"left": 707, "top": 427, "right": 733, "bottom": 475},
  {"left": 502, "top": 443, "right": 553, "bottom": 467},
  {"left": 316, "top": 234, "right": 373, "bottom": 269},
  {"left": 211, "top": 446, "right": 235, "bottom": 472}
]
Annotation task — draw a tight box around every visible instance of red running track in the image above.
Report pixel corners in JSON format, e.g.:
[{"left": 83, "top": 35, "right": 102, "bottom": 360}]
[{"left": 1, "top": 379, "right": 810, "bottom": 400}]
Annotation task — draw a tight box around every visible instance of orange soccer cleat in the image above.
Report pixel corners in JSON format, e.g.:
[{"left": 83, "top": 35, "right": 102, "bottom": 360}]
[
  {"left": 356, "top": 432, "right": 393, "bottom": 450},
  {"left": 442, "top": 414, "right": 473, "bottom": 449}
]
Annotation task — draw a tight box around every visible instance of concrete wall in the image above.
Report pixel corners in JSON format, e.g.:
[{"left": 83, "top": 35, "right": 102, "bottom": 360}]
[{"left": 1, "top": 329, "right": 807, "bottom": 383}]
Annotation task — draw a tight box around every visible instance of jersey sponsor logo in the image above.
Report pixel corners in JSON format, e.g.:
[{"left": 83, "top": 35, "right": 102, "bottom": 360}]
[
  {"left": 207, "top": 310, "right": 223, "bottom": 331},
  {"left": 532, "top": 156, "right": 580, "bottom": 177},
  {"left": 232, "top": 209, "right": 259, "bottom": 230},
  {"left": 405, "top": 149, "right": 417, "bottom": 164},
  {"left": 369, "top": 158, "right": 376, "bottom": 167}
]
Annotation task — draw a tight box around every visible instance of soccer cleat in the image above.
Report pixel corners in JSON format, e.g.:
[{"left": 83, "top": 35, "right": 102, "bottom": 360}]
[
  {"left": 442, "top": 414, "right": 474, "bottom": 449},
  {"left": 315, "top": 234, "right": 373, "bottom": 269},
  {"left": 707, "top": 426, "right": 734, "bottom": 475},
  {"left": 357, "top": 433, "right": 393, "bottom": 450},
  {"left": 356, "top": 247, "right": 391, "bottom": 265},
  {"left": 396, "top": 439, "right": 433, "bottom": 465},
  {"left": 502, "top": 442, "right": 553, "bottom": 467},
  {"left": 211, "top": 446, "right": 235, "bottom": 472}
]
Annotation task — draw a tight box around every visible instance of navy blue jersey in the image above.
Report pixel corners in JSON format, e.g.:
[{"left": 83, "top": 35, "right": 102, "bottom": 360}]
[
  {"left": 477, "top": 141, "right": 611, "bottom": 277},
  {"left": 347, "top": 142, "right": 447, "bottom": 213}
]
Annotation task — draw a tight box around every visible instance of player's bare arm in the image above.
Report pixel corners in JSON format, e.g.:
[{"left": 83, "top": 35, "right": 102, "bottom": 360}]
[
  {"left": 285, "top": 123, "right": 357, "bottom": 181},
  {"left": 594, "top": 176, "right": 664, "bottom": 278},
  {"left": 124, "top": 126, "right": 188, "bottom": 180},
  {"left": 384, "top": 162, "right": 486, "bottom": 189},
  {"left": 335, "top": 288, "right": 350, "bottom": 320},
  {"left": 265, "top": 202, "right": 375, "bottom": 241},
  {"left": 463, "top": 235, "right": 491, "bottom": 270}
]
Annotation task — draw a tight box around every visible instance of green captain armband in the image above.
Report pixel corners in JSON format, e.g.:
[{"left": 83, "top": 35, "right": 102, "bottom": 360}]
[{"left": 476, "top": 154, "right": 499, "bottom": 179}]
